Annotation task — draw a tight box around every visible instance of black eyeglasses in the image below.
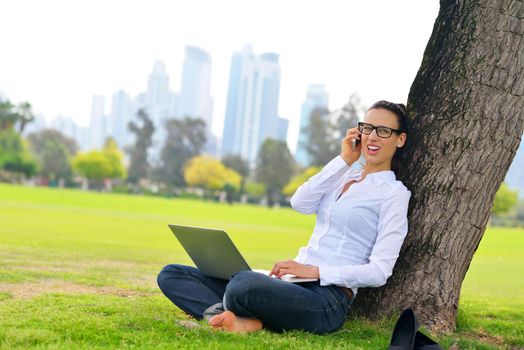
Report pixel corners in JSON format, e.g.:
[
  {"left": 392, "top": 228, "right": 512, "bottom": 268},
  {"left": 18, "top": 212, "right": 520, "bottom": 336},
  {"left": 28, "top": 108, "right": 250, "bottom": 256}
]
[{"left": 358, "top": 122, "right": 404, "bottom": 138}]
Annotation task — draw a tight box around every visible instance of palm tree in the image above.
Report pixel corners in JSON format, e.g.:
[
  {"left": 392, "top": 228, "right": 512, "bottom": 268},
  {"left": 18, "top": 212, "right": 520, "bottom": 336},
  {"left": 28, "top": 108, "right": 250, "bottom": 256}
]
[
  {"left": 16, "top": 102, "right": 34, "bottom": 133},
  {"left": 0, "top": 101, "right": 18, "bottom": 130}
]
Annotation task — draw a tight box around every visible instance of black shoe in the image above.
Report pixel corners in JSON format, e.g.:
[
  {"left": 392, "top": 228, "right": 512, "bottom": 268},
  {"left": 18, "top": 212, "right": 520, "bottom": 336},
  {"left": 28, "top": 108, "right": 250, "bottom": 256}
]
[
  {"left": 414, "top": 330, "right": 443, "bottom": 350},
  {"left": 388, "top": 308, "right": 419, "bottom": 350}
]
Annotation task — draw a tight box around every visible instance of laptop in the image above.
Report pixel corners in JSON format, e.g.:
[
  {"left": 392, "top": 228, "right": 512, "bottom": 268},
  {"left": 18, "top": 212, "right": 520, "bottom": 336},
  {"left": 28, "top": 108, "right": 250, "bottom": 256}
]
[{"left": 168, "top": 224, "right": 318, "bottom": 283}]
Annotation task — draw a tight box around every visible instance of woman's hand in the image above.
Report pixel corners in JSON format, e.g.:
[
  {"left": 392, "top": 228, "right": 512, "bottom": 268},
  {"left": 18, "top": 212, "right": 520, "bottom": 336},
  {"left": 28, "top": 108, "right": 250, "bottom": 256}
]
[
  {"left": 341, "top": 127, "right": 362, "bottom": 166},
  {"left": 269, "top": 260, "right": 319, "bottom": 279}
]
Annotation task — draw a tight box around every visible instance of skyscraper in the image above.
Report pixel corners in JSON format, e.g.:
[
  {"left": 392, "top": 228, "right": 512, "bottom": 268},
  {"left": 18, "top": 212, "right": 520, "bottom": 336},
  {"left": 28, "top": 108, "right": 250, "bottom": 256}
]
[
  {"left": 145, "top": 61, "right": 177, "bottom": 159},
  {"left": 221, "top": 45, "right": 282, "bottom": 166},
  {"left": 295, "top": 84, "right": 329, "bottom": 166},
  {"left": 177, "top": 46, "right": 214, "bottom": 141},
  {"left": 89, "top": 95, "right": 106, "bottom": 149},
  {"left": 110, "top": 89, "right": 132, "bottom": 149}
]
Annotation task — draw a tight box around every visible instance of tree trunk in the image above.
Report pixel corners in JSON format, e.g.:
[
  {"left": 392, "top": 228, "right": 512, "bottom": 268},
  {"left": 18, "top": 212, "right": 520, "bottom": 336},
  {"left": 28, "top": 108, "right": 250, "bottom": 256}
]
[{"left": 352, "top": 0, "right": 524, "bottom": 333}]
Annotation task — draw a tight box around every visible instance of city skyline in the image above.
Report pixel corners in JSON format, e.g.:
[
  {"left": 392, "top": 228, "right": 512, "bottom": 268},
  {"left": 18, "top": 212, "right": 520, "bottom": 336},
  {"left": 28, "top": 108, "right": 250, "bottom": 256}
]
[{"left": 0, "top": 0, "right": 440, "bottom": 154}]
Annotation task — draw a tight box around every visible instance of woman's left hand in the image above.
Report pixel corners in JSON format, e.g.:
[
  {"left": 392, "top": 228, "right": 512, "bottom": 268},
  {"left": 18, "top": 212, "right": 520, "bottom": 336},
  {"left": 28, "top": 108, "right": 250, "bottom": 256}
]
[{"left": 269, "top": 260, "right": 320, "bottom": 279}]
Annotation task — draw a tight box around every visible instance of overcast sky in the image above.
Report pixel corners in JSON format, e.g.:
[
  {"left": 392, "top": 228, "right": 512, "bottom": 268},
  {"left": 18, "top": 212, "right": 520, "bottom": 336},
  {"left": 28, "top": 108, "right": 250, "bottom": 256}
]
[{"left": 0, "top": 0, "right": 439, "bottom": 152}]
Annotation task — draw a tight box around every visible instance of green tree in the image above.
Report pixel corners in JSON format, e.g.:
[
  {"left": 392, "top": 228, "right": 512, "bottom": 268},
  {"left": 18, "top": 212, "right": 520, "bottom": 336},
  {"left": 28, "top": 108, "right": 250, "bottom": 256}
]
[
  {"left": 27, "top": 129, "right": 78, "bottom": 183},
  {"left": 300, "top": 107, "right": 337, "bottom": 167},
  {"left": 103, "top": 137, "right": 127, "bottom": 180},
  {"left": 244, "top": 181, "right": 266, "bottom": 202},
  {"left": 16, "top": 102, "right": 34, "bottom": 134},
  {"left": 39, "top": 141, "right": 73, "bottom": 183},
  {"left": 283, "top": 166, "right": 321, "bottom": 197},
  {"left": 222, "top": 154, "right": 250, "bottom": 198},
  {"left": 0, "top": 100, "right": 34, "bottom": 133},
  {"left": 27, "top": 129, "right": 78, "bottom": 156},
  {"left": 255, "top": 138, "right": 296, "bottom": 207},
  {"left": 183, "top": 155, "right": 241, "bottom": 194},
  {"left": 73, "top": 139, "right": 126, "bottom": 189},
  {"left": 492, "top": 182, "right": 518, "bottom": 216},
  {"left": 0, "top": 129, "right": 37, "bottom": 178},
  {"left": 157, "top": 117, "right": 206, "bottom": 188},
  {"left": 126, "top": 109, "right": 154, "bottom": 184}
]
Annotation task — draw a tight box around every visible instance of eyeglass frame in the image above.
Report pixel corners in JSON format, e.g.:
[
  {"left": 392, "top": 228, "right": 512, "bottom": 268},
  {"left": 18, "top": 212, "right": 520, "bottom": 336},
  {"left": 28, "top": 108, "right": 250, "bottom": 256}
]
[{"left": 357, "top": 122, "right": 405, "bottom": 138}]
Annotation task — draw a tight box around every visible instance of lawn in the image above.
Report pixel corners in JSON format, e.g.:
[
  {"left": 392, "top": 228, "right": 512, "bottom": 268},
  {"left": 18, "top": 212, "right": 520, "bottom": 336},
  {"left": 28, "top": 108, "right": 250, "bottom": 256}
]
[{"left": 0, "top": 183, "right": 522, "bottom": 349}]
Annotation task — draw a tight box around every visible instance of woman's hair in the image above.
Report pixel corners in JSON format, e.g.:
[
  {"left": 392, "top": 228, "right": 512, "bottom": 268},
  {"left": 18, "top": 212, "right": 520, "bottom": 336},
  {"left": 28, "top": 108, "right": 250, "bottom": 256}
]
[{"left": 366, "top": 100, "right": 408, "bottom": 175}]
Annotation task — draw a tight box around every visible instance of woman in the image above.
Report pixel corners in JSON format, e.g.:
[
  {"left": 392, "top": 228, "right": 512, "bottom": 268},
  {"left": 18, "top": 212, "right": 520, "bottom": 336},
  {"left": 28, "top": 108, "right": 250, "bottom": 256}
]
[{"left": 157, "top": 100, "right": 411, "bottom": 334}]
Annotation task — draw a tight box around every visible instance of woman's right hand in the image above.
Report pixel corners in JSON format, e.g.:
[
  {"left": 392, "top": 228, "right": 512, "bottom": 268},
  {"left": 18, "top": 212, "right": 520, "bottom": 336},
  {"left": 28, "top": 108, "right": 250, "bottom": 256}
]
[{"left": 340, "top": 127, "right": 362, "bottom": 166}]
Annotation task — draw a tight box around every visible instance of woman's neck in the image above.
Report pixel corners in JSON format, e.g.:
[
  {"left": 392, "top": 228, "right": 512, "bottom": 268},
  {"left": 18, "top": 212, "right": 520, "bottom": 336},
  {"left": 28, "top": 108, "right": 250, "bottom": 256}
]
[{"left": 363, "top": 162, "right": 391, "bottom": 175}]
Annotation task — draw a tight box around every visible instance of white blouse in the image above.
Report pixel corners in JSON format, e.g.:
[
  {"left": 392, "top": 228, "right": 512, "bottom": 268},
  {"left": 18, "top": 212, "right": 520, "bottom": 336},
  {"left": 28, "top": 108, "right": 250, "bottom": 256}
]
[{"left": 290, "top": 155, "right": 412, "bottom": 296}]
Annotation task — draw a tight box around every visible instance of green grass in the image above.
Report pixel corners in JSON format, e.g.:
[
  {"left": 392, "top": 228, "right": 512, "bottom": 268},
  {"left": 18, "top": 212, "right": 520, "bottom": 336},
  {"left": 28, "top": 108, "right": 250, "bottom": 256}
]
[{"left": 0, "top": 183, "right": 523, "bottom": 349}]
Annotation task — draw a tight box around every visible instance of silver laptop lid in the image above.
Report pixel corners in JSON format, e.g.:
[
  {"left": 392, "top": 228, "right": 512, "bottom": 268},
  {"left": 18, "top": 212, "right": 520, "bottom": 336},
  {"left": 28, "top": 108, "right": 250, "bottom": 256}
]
[{"left": 168, "top": 224, "right": 251, "bottom": 280}]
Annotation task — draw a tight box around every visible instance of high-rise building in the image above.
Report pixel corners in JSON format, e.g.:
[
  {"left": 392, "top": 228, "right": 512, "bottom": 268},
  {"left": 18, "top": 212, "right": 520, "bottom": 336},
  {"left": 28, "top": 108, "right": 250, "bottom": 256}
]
[
  {"left": 277, "top": 117, "right": 289, "bottom": 143},
  {"left": 89, "top": 95, "right": 106, "bottom": 149},
  {"left": 177, "top": 46, "right": 214, "bottom": 151},
  {"left": 221, "top": 45, "right": 282, "bottom": 166},
  {"left": 295, "top": 84, "right": 329, "bottom": 167},
  {"left": 145, "top": 61, "right": 177, "bottom": 159},
  {"left": 110, "top": 89, "right": 132, "bottom": 149}
]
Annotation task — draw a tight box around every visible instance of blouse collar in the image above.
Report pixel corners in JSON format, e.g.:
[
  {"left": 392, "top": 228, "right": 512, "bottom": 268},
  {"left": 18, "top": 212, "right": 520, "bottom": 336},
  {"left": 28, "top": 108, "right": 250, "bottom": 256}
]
[{"left": 355, "top": 168, "right": 396, "bottom": 185}]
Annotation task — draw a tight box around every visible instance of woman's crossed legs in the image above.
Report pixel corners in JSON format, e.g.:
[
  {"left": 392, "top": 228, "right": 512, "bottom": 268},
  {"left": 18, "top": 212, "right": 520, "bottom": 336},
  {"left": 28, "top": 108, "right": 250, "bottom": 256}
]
[{"left": 157, "top": 264, "right": 351, "bottom": 334}]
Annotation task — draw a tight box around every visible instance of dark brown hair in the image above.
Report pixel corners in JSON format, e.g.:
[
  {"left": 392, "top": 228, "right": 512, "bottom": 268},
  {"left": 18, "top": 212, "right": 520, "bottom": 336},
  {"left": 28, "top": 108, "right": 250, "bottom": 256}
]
[{"left": 366, "top": 100, "right": 408, "bottom": 175}]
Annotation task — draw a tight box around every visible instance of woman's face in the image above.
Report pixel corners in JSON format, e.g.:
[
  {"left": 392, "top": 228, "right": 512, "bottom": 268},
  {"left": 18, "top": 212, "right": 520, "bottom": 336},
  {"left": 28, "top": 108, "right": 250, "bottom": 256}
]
[{"left": 361, "top": 108, "right": 406, "bottom": 169}]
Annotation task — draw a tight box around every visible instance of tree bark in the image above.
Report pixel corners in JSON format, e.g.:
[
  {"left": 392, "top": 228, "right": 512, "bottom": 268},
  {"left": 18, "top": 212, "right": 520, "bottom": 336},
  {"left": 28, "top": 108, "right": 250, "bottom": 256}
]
[{"left": 352, "top": 0, "right": 524, "bottom": 333}]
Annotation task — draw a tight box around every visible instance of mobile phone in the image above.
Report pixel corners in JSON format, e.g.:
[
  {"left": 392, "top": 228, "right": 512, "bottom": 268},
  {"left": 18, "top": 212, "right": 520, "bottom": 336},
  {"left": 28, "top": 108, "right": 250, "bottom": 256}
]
[{"left": 352, "top": 137, "right": 361, "bottom": 151}]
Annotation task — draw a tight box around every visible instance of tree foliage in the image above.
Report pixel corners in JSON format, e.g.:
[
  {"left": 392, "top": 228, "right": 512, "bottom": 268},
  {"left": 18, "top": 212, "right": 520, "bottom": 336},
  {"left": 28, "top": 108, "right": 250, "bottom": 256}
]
[
  {"left": 255, "top": 138, "right": 296, "bottom": 206},
  {"left": 157, "top": 117, "right": 206, "bottom": 188},
  {"left": 126, "top": 109, "right": 154, "bottom": 184},
  {"left": 27, "top": 129, "right": 78, "bottom": 156},
  {"left": 27, "top": 129, "right": 78, "bottom": 181},
  {"left": 73, "top": 138, "right": 126, "bottom": 182},
  {"left": 492, "top": 182, "right": 518, "bottom": 215},
  {"left": 0, "top": 129, "right": 37, "bottom": 177},
  {"left": 282, "top": 166, "right": 321, "bottom": 197},
  {"left": 300, "top": 95, "right": 363, "bottom": 167},
  {"left": 0, "top": 100, "right": 34, "bottom": 133},
  {"left": 184, "top": 155, "right": 241, "bottom": 192}
]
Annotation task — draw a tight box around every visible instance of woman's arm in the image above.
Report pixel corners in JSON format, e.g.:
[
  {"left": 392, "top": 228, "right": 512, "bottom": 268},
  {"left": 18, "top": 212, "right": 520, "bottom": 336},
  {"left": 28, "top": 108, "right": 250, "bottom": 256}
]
[
  {"left": 318, "top": 187, "right": 412, "bottom": 288},
  {"left": 290, "top": 126, "right": 362, "bottom": 214},
  {"left": 290, "top": 155, "right": 357, "bottom": 214}
]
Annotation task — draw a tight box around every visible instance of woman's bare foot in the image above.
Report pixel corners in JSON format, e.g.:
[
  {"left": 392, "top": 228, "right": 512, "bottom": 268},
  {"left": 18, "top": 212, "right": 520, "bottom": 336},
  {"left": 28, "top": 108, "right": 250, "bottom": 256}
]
[{"left": 208, "top": 311, "right": 263, "bottom": 333}]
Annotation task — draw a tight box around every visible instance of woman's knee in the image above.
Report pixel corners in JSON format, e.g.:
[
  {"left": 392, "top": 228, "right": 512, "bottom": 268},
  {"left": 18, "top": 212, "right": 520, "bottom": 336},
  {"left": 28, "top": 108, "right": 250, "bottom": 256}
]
[
  {"left": 157, "top": 264, "right": 186, "bottom": 290},
  {"left": 225, "top": 271, "right": 268, "bottom": 307}
]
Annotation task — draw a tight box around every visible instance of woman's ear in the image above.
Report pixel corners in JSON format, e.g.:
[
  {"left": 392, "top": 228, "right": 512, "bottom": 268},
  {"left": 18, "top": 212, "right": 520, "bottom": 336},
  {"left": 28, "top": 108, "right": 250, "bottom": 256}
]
[{"left": 396, "top": 133, "right": 407, "bottom": 148}]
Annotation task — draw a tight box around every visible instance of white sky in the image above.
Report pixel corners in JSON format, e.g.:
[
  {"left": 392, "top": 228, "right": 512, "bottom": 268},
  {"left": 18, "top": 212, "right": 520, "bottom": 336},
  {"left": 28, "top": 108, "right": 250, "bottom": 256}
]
[{"left": 0, "top": 0, "right": 439, "bottom": 153}]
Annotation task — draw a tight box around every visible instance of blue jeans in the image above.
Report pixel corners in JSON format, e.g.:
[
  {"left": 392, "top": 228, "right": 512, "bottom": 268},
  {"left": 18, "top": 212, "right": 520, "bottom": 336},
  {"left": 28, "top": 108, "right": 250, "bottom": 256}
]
[{"left": 157, "top": 264, "right": 353, "bottom": 334}]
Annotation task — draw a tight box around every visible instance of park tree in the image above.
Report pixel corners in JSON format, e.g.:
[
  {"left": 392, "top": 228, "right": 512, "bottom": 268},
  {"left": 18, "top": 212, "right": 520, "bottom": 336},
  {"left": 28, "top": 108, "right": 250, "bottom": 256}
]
[
  {"left": 183, "top": 155, "right": 242, "bottom": 201},
  {"left": 300, "top": 106, "right": 336, "bottom": 167},
  {"left": 351, "top": 0, "right": 524, "bottom": 333},
  {"left": 0, "top": 100, "right": 34, "bottom": 133},
  {"left": 331, "top": 93, "right": 365, "bottom": 142},
  {"left": 27, "top": 129, "right": 78, "bottom": 183},
  {"left": 491, "top": 182, "right": 519, "bottom": 216},
  {"left": 0, "top": 129, "right": 37, "bottom": 178},
  {"left": 222, "top": 154, "right": 250, "bottom": 197},
  {"left": 27, "top": 129, "right": 78, "bottom": 156},
  {"left": 255, "top": 138, "right": 296, "bottom": 207},
  {"left": 283, "top": 166, "right": 321, "bottom": 197},
  {"left": 126, "top": 109, "right": 154, "bottom": 184},
  {"left": 103, "top": 137, "right": 127, "bottom": 180},
  {"left": 157, "top": 117, "right": 206, "bottom": 188},
  {"left": 73, "top": 138, "right": 126, "bottom": 189}
]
